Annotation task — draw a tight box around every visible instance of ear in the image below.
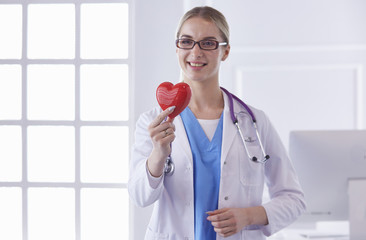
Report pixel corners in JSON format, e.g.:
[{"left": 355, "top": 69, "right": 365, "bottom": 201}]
[{"left": 221, "top": 44, "right": 230, "bottom": 61}]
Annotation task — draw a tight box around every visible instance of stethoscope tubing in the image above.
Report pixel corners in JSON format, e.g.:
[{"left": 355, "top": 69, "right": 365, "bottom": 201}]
[
  {"left": 164, "top": 88, "right": 270, "bottom": 175},
  {"left": 221, "top": 87, "right": 269, "bottom": 163}
]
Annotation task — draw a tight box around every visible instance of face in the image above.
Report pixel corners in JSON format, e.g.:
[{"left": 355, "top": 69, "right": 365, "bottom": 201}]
[{"left": 176, "top": 17, "right": 230, "bottom": 84}]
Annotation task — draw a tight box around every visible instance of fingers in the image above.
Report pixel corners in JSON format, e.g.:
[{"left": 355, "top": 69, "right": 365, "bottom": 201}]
[
  {"left": 211, "top": 218, "right": 237, "bottom": 237},
  {"left": 210, "top": 216, "right": 236, "bottom": 237},
  {"left": 149, "top": 107, "right": 176, "bottom": 140},
  {"left": 150, "top": 106, "right": 176, "bottom": 128},
  {"left": 214, "top": 227, "right": 236, "bottom": 237},
  {"left": 150, "top": 121, "right": 175, "bottom": 141},
  {"left": 163, "top": 128, "right": 174, "bottom": 137},
  {"left": 206, "top": 208, "right": 240, "bottom": 237},
  {"left": 148, "top": 106, "right": 177, "bottom": 154},
  {"left": 206, "top": 208, "right": 230, "bottom": 221},
  {"left": 206, "top": 208, "right": 227, "bottom": 217}
]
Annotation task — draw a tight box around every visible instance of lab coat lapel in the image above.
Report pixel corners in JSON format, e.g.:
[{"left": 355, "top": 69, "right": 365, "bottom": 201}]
[
  {"left": 221, "top": 92, "right": 238, "bottom": 168},
  {"left": 173, "top": 115, "right": 193, "bottom": 166}
]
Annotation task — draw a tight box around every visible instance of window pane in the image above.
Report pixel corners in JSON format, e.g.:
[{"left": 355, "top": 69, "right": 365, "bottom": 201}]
[
  {"left": 81, "top": 188, "right": 128, "bottom": 240},
  {"left": 80, "top": 64, "right": 128, "bottom": 121},
  {"left": 28, "top": 4, "right": 75, "bottom": 59},
  {"left": 27, "top": 65, "right": 75, "bottom": 120},
  {"left": 0, "top": 65, "right": 21, "bottom": 120},
  {"left": 81, "top": 3, "right": 128, "bottom": 59},
  {"left": 0, "top": 188, "right": 22, "bottom": 240},
  {"left": 0, "top": 126, "right": 22, "bottom": 181},
  {"left": 27, "top": 126, "right": 75, "bottom": 182},
  {"left": 28, "top": 188, "right": 75, "bottom": 240},
  {"left": 81, "top": 126, "right": 129, "bottom": 183},
  {"left": 0, "top": 5, "right": 22, "bottom": 59}
]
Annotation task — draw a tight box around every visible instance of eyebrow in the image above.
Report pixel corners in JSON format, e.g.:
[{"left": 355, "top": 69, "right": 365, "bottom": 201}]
[{"left": 179, "top": 35, "right": 218, "bottom": 40}]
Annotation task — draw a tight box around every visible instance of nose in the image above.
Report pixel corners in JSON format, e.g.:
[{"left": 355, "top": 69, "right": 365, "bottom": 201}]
[{"left": 191, "top": 42, "right": 203, "bottom": 57}]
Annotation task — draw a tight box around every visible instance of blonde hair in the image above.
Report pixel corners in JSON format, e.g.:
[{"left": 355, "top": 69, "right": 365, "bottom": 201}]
[{"left": 176, "top": 6, "right": 230, "bottom": 44}]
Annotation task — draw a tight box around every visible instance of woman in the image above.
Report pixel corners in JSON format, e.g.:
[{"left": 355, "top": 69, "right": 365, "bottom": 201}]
[{"left": 128, "top": 6, "right": 306, "bottom": 240}]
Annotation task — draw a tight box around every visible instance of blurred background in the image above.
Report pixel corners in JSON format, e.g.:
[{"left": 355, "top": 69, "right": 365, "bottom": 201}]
[{"left": 0, "top": 0, "right": 365, "bottom": 239}]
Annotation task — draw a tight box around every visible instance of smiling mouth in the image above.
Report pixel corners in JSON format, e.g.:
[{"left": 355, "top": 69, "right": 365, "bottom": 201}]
[{"left": 189, "top": 62, "right": 207, "bottom": 67}]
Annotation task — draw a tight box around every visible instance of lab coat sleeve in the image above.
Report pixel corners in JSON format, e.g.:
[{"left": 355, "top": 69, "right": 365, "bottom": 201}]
[
  {"left": 128, "top": 108, "right": 165, "bottom": 207},
  {"left": 258, "top": 111, "right": 306, "bottom": 236}
]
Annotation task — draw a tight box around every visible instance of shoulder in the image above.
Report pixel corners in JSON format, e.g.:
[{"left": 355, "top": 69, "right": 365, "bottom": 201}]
[
  {"left": 232, "top": 98, "right": 268, "bottom": 122},
  {"left": 221, "top": 89, "right": 270, "bottom": 123},
  {"left": 247, "top": 104, "right": 268, "bottom": 122},
  {"left": 232, "top": 98, "right": 271, "bottom": 133}
]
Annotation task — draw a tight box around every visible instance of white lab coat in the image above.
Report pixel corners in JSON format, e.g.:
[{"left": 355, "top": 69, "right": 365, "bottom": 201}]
[{"left": 128, "top": 91, "right": 306, "bottom": 240}]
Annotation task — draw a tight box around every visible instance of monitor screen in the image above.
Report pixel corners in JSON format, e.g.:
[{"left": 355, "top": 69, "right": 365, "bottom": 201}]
[{"left": 289, "top": 130, "right": 366, "bottom": 223}]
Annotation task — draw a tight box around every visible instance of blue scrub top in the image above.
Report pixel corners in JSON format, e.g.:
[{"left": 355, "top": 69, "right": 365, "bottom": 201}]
[{"left": 180, "top": 107, "right": 223, "bottom": 240}]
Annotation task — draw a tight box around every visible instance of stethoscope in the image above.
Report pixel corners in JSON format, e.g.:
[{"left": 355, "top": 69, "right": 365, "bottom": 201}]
[{"left": 164, "top": 87, "right": 270, "bottom": 175}]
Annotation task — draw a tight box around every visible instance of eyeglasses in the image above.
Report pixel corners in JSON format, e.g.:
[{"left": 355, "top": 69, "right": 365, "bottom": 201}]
[{"left": 176, "top": 39, "right": 228, "bottom": 50}]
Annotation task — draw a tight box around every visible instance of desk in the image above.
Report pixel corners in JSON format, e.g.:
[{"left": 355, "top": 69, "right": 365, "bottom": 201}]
[
  {"left": 268, "top": 229, "right": 349, "bottom": 240},
  {"left": 268, "top": 221, "right": 349, "bottom": 240}
]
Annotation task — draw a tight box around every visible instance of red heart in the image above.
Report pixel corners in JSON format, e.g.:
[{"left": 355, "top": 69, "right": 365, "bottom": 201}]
[{"left": 156, "top": 82, "right": 192, "bottom": 119}]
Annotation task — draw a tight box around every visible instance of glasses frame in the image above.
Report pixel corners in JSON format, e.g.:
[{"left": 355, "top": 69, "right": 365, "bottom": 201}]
[{"left": 175, "top": 39, "right": 228, "bottom": 50}]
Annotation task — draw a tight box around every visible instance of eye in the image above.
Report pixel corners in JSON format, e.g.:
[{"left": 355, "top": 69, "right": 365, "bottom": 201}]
[
  {"left": 201, "top": 40, "right": 216, "bottom": 47},
  {"left": 180, "top": 39, "right": 193, "bottom": 46}
]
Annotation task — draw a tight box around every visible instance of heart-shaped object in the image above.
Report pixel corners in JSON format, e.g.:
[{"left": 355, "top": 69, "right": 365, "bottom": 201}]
[{"left": 156, "top": 82, "right": 192, "bottom": 119}]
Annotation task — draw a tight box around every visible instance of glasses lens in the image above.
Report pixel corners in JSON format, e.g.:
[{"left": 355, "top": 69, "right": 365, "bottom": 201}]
[
  {"left": 177, "top": 39, "right": 194, "bottom": 49},
  {"left": 199, "top": 40, "right": 218, "bottom": 50}
]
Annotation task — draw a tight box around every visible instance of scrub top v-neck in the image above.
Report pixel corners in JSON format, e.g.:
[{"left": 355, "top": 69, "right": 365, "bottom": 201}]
[{"left": 180, "top": 107, "right": 223, "bottom": 240}]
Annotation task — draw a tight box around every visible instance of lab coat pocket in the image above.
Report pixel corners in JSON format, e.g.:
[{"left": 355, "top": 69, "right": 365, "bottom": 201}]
[
  {"left": 241, "top": 228, "right": 265, "bottom": 240},
  {"left": 145, "top": 227, "right": 169, "bottom": 240},
  {"left": 239, "top": 144, "right": 264, "bottom": 187}
]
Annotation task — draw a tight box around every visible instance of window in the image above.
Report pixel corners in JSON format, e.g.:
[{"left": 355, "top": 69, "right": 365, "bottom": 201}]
[{"left": 0, "top": 1, "right": 131, "bottom": 240}]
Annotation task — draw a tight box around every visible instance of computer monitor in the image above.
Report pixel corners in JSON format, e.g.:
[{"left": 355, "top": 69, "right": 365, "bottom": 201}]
[{"left": 289, "top": 130, "right": 366, "bottom": 224}]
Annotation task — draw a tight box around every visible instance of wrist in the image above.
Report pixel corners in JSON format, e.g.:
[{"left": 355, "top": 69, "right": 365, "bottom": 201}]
[
  {"left": 147, "top": 150, "right": 167, "bottom": 177},
  {"left": 246, "top": 206, "right": 269, "bottom": 226}
]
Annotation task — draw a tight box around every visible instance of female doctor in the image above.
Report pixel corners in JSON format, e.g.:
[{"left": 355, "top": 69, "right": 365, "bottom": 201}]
[{"left": 128, "top": 6, "right": 306, "bottom": 240}]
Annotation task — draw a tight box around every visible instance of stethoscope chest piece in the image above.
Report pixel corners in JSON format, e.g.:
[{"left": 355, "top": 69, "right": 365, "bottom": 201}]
[{"left": 164, "top": 156, "right": 174, "bottom": 176}]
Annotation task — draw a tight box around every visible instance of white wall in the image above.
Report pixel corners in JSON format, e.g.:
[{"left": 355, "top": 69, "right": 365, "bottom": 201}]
[
  {"left": 131, "top": 0, "right": 366, "bottom": 239},
  {"left": 216, "top": 0, "right": 366, "bottom": 146},
  {"left": 133, "top": 0, "right": 182, "bottom": 119}
]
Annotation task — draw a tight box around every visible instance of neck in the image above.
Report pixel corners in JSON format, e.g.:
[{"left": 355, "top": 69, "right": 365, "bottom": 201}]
[{"left": 185, "top": 80, "right": 224, "bottom": 119}]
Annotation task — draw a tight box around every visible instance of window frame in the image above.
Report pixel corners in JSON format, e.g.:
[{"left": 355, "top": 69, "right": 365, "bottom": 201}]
[{"left": 0, "top": 0, "right": 134, "bottom": 239}]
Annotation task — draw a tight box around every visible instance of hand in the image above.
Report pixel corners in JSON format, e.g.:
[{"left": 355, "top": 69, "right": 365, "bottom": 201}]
[
  {"left": 207, "top": 206, "right": 268, "bottom": 237},
  {"left": 147, "top": 106, "right": 176, "bottom": 177},
  {"left": 206, "top": 208, "right": 249, "bottom": 237}
]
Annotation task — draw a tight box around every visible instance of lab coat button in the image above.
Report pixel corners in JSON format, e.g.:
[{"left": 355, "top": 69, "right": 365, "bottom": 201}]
[
  {"left": 224, "top": 196, "right": 229, "bottom": 200},
  {"left": 224, "top": 161, "right": 227, "bottom": 165}
]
